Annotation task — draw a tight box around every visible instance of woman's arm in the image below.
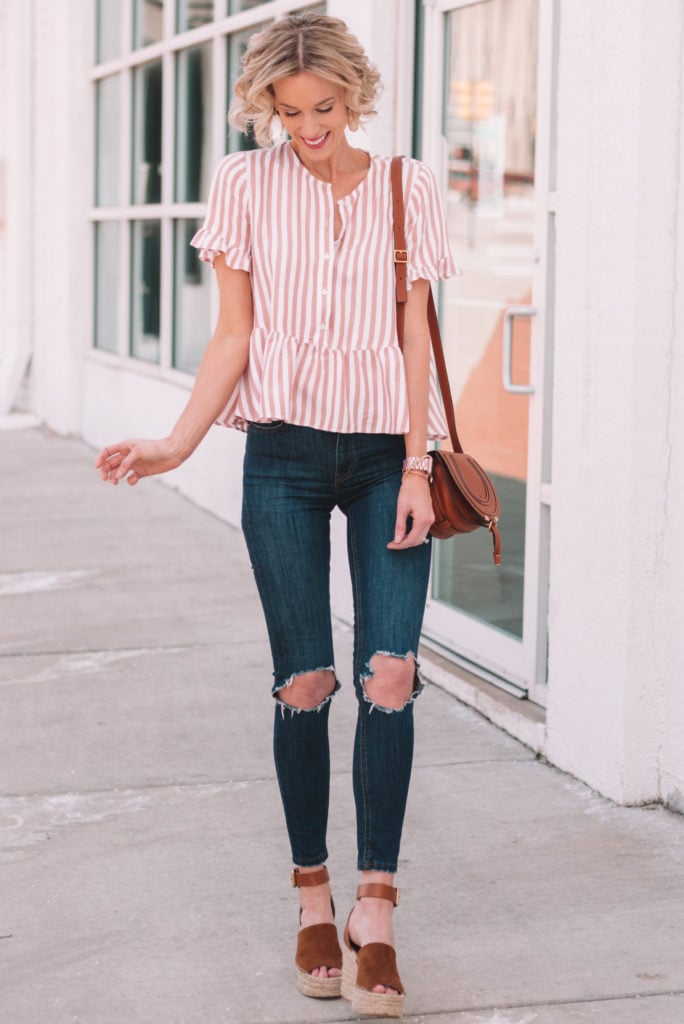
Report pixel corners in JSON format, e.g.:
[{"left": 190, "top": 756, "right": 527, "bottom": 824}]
[
  {"left": 387, "top": 279, "right": 436, "bottom": 550},
  {"left": 95, "top": 260, "right": 253, "bottom": 486}
]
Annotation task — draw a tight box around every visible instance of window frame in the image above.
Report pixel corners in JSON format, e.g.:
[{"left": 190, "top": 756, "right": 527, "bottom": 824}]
[{"left": 90, "top": 0, "right": 321, "bottom": 381}]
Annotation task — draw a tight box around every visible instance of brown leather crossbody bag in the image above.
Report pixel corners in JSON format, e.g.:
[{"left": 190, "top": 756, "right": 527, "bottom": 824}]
[{"left": 390, "top": 156, "right": 502, "bottom": 566}]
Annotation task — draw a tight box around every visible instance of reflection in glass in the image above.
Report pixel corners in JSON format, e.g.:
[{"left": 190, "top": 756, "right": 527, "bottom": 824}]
[
  {"left": 134, "top": 0, "right": 164, "bottom": 48},
  {"left": 176, "top": 45, "right": 213, "bottom": 201},
  {"left": 94, "top": 222, "right": 120, "bottom": 353},
  {"left": 97, "top": 0, "right": 123, "bottom": 63},
  {"left": 96, "top": 75, "right": 120, "bottom": 206},
  {"left": 173, "top": 219, "right": 212, "bottom": 374},
  {"left": 177, "top": 0, "right": 214, "bottom": 32},
  {"left": 433, "top": 0, "right": 538, "bottom": 639},
  {"left": 130, "top": 220, "right": 161, "bottom": 363},
  {"left": 229, "top": 0, "right": 270, "bottom": 12},
  {"left": 227, "top": 28, "right": 263, "bottom": 152},
  {"left": 132, "top": 61, "right": 163, "bottom": 204}
]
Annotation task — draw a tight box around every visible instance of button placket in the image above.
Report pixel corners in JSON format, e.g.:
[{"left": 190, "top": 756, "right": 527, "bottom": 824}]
[{"left": 318, "top": 199, "right": 335, "bottom": 333}]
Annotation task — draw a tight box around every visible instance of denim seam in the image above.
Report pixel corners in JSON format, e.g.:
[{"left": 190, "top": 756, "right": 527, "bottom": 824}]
[
  {"left": 359, "top": 860, "right": 399, "bottom": 872},
  {"left": 347, "top": 512, "right": 371, "bottom": 867}
]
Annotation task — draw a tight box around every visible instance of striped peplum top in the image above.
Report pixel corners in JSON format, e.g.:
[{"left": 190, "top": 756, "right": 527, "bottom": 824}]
[{"left": 190, "top": 142, "right": 460, "bottom": 437}]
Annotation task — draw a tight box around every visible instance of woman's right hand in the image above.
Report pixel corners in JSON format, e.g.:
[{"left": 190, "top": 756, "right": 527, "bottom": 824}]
[
  {"left": 95, "top": 263, "right": 253, "bottom": 489},
  {"left": 95, "top": 437, "right": 184, "bottom": 486}
]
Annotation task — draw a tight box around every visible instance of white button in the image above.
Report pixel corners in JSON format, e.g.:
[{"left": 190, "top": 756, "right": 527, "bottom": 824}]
[
  {"left": 323, "top": 253, "right": 330, "bottom": 260},
  {"left": 321, "top": 289, "right": 328, "bottom": 296},
  {"left": 320, "top": 323, "right": 326, "bottom": 329}
]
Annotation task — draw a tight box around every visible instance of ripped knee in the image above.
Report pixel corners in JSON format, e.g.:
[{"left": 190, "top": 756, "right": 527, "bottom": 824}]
[
  {"left": 275, "top": 668, "right": 337, "bottom": 710},
  {"left": 360, "top": 652, "right": 423, "bottom": 712}
]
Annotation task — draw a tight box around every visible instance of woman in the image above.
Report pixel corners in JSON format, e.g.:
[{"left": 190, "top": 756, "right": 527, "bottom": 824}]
[{"left": 96, "top": 13, "right": 458, "bottom": 1019}]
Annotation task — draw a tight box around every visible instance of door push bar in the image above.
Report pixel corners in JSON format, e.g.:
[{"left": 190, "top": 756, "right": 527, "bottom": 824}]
[{"left": 502, "top": 305, "right": 537, "bottom": 394}]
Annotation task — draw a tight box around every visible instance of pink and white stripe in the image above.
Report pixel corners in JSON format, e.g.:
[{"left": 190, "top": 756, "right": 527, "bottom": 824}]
[{"left": 191, "top": 143, "right": 460, "bottom": 437}]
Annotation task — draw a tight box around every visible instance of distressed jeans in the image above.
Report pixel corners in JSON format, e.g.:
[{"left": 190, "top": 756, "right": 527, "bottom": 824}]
[{"left": 241, "top": 422, "right": 431, "bottom": 872}]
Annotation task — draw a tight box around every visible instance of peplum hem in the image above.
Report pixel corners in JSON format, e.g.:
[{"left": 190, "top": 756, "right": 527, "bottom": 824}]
[{"left": 213, "top": 329, "right": 449, "bottom": 440}]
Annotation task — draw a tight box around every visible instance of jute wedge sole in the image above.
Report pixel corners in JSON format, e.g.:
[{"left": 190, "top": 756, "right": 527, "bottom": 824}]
[
  {"left": 296, "top": 962, "right": 342, "bottom": 999},
  {"left": 292, "top": 866, "right": 343, "bottom": 1001},
  {"left": 342, "top": 882, "right": 406, "bottom": 1019}
]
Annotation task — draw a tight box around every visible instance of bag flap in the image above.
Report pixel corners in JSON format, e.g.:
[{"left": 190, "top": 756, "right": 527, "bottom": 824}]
[{"left": 431, "top": 451, "right": 500, "bottom": 520}]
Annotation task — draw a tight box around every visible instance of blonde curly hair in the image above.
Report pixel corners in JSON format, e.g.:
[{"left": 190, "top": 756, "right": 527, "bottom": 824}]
[{"left": 229, "top": 13, "right": 382, "bottom": 148}]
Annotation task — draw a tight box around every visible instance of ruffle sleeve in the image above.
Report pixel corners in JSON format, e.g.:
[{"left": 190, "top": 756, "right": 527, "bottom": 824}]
[
  {"left": 190, "top": 152, "right": 251, "bottom": 272},
  {"left": 405, "top": 160, "right": 461, "bottom": 289}
]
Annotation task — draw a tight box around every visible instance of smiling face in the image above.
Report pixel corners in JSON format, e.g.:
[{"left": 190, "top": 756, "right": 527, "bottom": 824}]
[{"left": 272, "top": 71, "right": 348, "bottom": 162}]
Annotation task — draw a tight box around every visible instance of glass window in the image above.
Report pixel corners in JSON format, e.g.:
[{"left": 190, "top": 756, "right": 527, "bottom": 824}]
[
  {"left": 176, "top": 44, "right": 213, "bottom": 201},
  {"left": 229, "top": 1, "right": 270, "bottom": 12},
  {"left": 132, "top": 60, "right": 163, "bottom": 204},
  {"left": 177, "top": 0, "right": 214, "bottom": 32},
  {"left": 94, "top": 222, "right": 120, "bottom": 353},
  {"left": 134, "top": 0, "right": 164, "bottom": 49},
  {"left": 173, "top": 219, "right": 212, "bottom": 373},
  {"left": 96, "top": 75, "right": 120, "bottom": 206},
  {"left": 96, "top": 0, "right": 124, "bottom": 63},
  {"left": 130, "top": 220, "right": 162, "bottom": 363},
  {"left": 226, "top": 28, "right": 262, "bottom": 152},
  {"left": 431, "top": 0, "right": 538, "bottom": 640}
]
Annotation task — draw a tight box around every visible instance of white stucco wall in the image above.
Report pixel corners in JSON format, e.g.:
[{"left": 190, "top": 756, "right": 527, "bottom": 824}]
[{"left": 546, "top": 0, "right": 684, "bottom": 806}]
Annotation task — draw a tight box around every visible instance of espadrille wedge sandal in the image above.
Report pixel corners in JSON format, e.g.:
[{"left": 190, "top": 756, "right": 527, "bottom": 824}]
[
  {"left": 341, "top": 883, "right": 405, "bottom": 1018},
  {"left": 291, "top": 866, "right": 343, "bottom": 999}
]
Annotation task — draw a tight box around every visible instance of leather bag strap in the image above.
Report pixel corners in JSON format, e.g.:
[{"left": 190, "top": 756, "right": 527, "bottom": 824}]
[{"left": 390, "top": 155, "right": 464, "bottom": 455}]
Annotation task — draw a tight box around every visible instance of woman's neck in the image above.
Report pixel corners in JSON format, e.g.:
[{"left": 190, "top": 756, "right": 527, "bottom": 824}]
[{"left": 289, "top": 138, "right": 369, "bottom": 184}]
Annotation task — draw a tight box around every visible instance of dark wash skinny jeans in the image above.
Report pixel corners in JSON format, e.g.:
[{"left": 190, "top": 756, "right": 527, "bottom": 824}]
[{"left": 241, "top": 422, "right": 431, "bottom": 872}]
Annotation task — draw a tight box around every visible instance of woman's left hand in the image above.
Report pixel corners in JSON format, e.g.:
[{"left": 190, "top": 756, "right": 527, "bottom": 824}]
[{"left": 387, "top": 473, "right": 435, "bottom": 550}]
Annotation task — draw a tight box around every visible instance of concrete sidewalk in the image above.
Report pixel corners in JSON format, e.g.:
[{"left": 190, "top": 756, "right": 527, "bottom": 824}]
[{"left": 1, "top": 427, "right": 683, "bottom": 1024}]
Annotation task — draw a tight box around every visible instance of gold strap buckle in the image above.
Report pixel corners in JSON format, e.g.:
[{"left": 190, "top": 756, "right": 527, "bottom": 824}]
[{"left": 394, "top": 249, "right": 408, "bottom": 264}]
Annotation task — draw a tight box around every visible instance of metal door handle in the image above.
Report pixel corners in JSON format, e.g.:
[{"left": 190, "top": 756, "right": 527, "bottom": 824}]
[{"left": 503, "top": 305, "right": 537, "bottom": 394}]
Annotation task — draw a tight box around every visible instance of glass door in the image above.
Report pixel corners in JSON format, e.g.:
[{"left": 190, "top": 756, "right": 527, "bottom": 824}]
[{"left": 421, "top": 0, "right": 554, "bottom": 703}]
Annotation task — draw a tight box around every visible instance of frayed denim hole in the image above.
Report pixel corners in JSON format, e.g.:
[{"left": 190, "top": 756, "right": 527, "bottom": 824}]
[
  {"left": 359, "top": 651, "right": 424, "bottom": 715},
  {"left": 272, "top": 666, "right": 340, "bottom": 717}
]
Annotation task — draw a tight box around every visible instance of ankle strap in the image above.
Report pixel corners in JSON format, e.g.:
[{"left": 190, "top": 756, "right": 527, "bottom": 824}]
[
  {"left": 291, "top": 866, "right": 330, "bottom": 889},
  {"left": 356, "top": 883, "right": 400, "bottom": 907}
]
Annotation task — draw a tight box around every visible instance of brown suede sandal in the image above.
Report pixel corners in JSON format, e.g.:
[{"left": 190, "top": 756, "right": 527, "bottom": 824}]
[
  {"left": 291, "top": 866, "right": 342, "bottom": 999},
  {"left": 341, "top": 883, "right": 405, "bottom": 1018}
]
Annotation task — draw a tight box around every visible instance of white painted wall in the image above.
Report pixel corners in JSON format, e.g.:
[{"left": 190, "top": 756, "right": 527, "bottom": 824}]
[
  {"left": 0, "top": 0, "right": 34, "bottom": 416},
  {"left": 0, "top": 0, "right": 7, "bottom": 374},
  {"left": 5, "top": 0, "right": 684, "bottom": 812},
  {"left": 545, "top": 0, "right": 684, "bottom": 806},
  {"left": 83, "top": 358, "right": 246, "bottom": 525},
  {"left": 29, "top": 0, "right": 93, "bottom": 434}
]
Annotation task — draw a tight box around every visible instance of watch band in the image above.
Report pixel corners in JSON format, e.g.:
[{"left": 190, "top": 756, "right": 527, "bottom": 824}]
[{"left": 402, "top": 455, "right": 432, "bottom": 475}]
